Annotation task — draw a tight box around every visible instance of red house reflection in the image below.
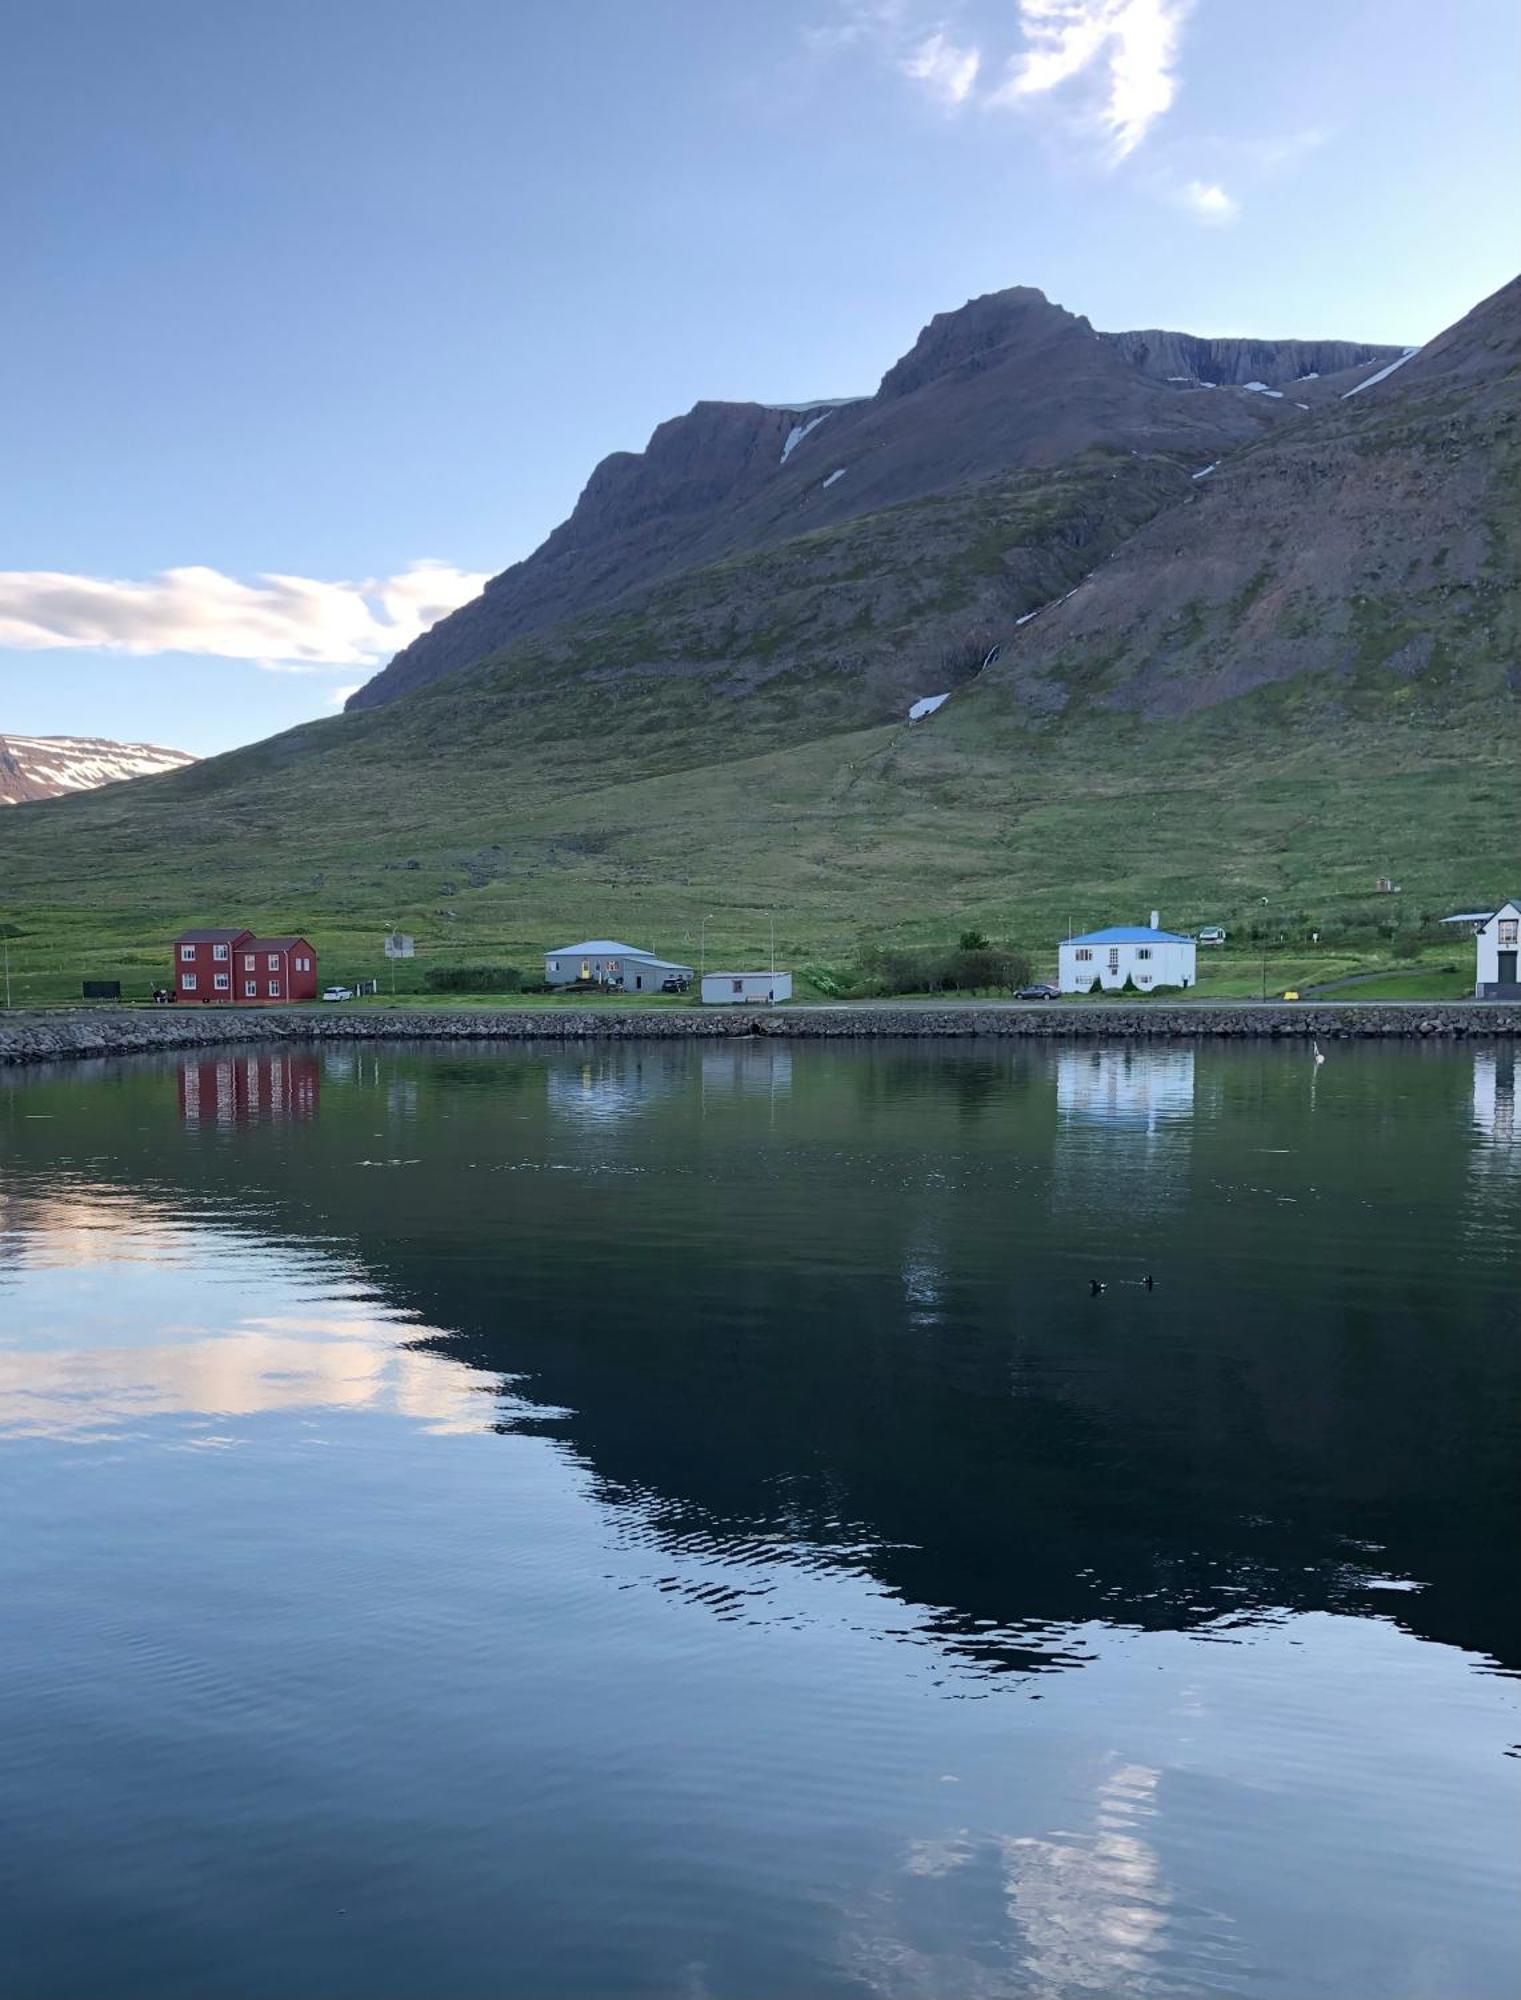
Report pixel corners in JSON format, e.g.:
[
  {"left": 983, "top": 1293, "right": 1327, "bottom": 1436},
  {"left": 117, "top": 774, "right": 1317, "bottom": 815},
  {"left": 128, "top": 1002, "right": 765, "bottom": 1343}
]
[{"left": 177, "top": 1051, "right": 320, "bottom": 1126}]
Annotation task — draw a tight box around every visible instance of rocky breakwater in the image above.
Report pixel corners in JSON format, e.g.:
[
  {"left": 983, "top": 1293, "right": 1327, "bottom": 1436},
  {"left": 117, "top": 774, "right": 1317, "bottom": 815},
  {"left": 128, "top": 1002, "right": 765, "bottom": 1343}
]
[{"left": 0, "top": 1003, "right": 1517, "bottom": 1069}]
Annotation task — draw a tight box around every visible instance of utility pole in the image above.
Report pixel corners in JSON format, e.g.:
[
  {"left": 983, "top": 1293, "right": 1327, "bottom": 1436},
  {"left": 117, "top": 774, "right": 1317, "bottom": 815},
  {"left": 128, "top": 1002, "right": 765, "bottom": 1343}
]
[
  {"left": 700, "top": 913, "right": 713, "bottom": 978},
  {"left": 769, "top": 910, "right": 776, "bottom": 974},
  {"left": 2, "top": 937, "right": 10, "bottom": 1009}
]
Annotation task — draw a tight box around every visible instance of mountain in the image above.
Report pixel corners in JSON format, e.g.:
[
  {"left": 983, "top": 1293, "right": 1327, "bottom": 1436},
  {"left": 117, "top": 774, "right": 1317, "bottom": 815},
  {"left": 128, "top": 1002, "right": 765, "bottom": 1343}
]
[
  {"left": 0, "top": 273, "right": 1514, "bottom": 993},
  {"left": 974, "top": 275, "right": 1520, "bottom": 723},
  {"left": 0, "top": 734, "right": 196, "bottom": 806},
  {"left": 348, "top": 287, "right": 1398, "bottom": 712}
]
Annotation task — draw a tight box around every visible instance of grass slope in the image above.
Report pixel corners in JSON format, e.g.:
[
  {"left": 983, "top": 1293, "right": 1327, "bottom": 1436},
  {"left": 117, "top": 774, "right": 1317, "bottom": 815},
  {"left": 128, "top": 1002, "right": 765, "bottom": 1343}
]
[{"left": 0, "top": 438, "right": 1513, "bottom": 1006}]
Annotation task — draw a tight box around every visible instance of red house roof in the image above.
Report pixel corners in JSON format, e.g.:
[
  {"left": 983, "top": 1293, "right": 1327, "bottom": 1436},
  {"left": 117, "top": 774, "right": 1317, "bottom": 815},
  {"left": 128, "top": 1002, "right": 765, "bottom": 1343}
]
[
  {"left": 242, "top": 937, "right": 313, "bottom": 953},
  {"left": 175, "top": 927, "right": 254, "bottom": 944}
]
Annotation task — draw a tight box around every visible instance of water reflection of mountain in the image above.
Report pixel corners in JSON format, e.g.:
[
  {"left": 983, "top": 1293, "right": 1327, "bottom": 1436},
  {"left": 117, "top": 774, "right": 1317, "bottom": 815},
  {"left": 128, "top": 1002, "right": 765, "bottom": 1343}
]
[{"left": 2, "top": 1041, "right": 1516, "bottom": 1682}]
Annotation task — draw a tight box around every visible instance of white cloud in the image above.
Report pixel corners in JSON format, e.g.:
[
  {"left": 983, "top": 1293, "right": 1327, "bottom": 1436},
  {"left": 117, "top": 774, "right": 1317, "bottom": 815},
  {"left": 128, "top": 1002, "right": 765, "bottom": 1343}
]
[
  {"left": 900, "top": 29, "right": 981, "bottom": 105},
  {"left": 0, "top": 560, "right": 489, "bottom": 671},
  {"left": 1177, "top": 177, "right": 1238, "bottom": 223},
  {"left": 993, "top": 0, "right": 1193, "bottom": 158},
  {"left": 329, "top": 684, "right": 362, "bottom": 706}
]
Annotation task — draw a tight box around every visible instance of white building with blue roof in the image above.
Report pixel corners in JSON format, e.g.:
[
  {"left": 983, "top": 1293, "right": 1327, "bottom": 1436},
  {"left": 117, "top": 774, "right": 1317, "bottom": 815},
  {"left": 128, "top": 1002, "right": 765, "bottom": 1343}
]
[{"left": 1058, "top": 912, "right": 1197, "bottom": 995}]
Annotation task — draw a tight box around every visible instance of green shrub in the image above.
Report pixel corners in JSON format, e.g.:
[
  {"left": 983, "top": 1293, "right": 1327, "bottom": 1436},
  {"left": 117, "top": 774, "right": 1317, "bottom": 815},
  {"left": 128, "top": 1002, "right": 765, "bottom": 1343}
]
[
  {"left": 854, "top": 943, "right": 1032, "bottom": 996},
  {"left": 957, "top": 928, "right": 992, "bottom": 952},
  {"left": 422, "top": 964, "right": 523, "bottom": 993}
]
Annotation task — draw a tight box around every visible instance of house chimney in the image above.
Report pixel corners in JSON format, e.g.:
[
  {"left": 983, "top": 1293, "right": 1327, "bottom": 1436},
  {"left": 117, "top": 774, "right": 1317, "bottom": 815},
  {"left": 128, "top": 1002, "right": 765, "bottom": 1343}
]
[{"left": 1149, "top": 909, "right": 1160, "bottom": 931}]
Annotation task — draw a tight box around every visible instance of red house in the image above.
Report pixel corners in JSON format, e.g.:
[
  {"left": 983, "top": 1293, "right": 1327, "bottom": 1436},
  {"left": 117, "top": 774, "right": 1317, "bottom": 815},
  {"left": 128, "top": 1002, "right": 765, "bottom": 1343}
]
[
  {"left": 172, "top": 928, "right": 317, "bottom": 1005},
  {"left": 236, "top": 936, "right": 318, "bottom": 1006},
  {"left": 173, "top": 927, "right": 253, "bottom": 1005}
]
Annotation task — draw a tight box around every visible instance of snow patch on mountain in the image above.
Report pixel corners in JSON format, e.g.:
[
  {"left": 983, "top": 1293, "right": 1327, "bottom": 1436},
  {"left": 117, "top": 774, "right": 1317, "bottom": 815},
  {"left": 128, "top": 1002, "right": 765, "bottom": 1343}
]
[
  {"left": 0, "top": 733, "right": 196, "bottom": 805},
  {"left": 779, "top": 413, "right": 832, "bottom": 462},
  {"left": 1342, "top": 348, "right": 1421, "bottom": 398}
]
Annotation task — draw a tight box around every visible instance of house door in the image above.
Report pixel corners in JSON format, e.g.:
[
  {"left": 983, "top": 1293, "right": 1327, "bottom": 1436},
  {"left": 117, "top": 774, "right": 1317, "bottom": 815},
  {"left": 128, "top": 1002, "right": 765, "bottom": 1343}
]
[{"left": 1499, "top": 952, "right": 1518, "bottom": 985}]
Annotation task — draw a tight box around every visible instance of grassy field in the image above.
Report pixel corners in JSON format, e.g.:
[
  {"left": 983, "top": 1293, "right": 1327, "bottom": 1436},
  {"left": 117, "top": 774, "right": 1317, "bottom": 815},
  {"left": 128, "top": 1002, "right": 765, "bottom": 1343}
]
[{"left": 0, "top": 564, "right": 1512, "bottom": 1011}]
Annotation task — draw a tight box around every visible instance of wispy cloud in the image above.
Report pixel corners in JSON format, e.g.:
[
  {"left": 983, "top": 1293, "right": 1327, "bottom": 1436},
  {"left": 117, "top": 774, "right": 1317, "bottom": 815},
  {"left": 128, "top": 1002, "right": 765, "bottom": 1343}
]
[
  {"left": 0, "top": 560, "right": 489, "bottom": 671},
  {"left": 1176, "top": 176, "right": 1237, "bottom": 223},
  {"left": 900, "top": 29, "right": 981, "bottom": 106},
  {"left": 993, "top": 0, "right": 1194, "bottom": 158}
]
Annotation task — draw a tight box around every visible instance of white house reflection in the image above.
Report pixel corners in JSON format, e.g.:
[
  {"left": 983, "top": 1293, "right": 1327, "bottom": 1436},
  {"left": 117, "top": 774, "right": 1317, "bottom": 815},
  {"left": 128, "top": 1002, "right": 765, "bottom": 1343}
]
[
  {"left": 1052, "top": 1048, "right": 1195, "bottom": 1218},
  {"left": 1056, "top": 1047, "right": 1195, "bottom": 1131}
]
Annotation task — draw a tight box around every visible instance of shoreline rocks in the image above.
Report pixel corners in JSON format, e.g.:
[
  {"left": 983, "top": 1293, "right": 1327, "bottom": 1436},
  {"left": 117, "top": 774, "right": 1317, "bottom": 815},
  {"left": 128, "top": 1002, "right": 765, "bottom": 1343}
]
[{"left": 0, "top": 1002, "right": 1516, "bottom": 1069}]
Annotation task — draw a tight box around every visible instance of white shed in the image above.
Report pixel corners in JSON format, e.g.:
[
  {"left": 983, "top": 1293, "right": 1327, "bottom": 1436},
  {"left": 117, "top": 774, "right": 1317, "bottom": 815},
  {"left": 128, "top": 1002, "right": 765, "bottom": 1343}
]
[
  {"left": 701, "top": 970, "right": 793, "bottom": 1006},
  {"left": 1474, "top": 900, "right": 1520, "bottom": 998},
  {"left": 1059, "top": 913, "right": 1197, "bottom": 995}
]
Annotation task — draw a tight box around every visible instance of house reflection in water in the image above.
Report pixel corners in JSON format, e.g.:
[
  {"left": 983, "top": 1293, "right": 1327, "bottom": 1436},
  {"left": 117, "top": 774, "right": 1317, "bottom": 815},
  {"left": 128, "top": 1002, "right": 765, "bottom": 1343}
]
[
  {"left": 177, "top": 1050, "right": 320, "bottom": 1126},
  {"left": 1052, "top": 1048, "right": 1196, "bottom": 1219},
  {"left": 1056, "top": 1046, "right": 1196, "bottom": 1132}
]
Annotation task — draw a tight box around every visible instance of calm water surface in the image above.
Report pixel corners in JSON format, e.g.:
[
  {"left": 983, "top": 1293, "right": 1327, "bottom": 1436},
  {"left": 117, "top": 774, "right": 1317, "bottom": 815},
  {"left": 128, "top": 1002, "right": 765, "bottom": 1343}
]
[{"left": 0, "top": 1039, "right": 1516, "bottom": 1998}]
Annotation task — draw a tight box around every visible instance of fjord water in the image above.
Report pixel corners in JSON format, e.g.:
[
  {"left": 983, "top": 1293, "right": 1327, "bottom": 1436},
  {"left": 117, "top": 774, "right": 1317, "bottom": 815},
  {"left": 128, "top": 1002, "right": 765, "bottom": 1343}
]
[{"left": 1, "top": 1041, "right": 1516, "bottom": 2000}]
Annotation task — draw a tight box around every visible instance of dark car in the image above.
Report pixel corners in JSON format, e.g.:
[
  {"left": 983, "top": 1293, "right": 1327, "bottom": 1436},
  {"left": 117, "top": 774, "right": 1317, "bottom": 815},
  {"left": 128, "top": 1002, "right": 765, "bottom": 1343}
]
[
  {"left": 1015, "top": 983, "right": 1060, "bottom": 1000},
  {"left": 660, "top": 976, "right": 691, "bottom": 994}
]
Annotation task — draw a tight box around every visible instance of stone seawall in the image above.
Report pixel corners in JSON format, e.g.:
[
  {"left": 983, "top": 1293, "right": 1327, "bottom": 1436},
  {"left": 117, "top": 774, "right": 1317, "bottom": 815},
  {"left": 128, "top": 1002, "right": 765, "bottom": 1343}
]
[{"left": 0, "top": 1003, "right": 1516, "bottom": 1068}]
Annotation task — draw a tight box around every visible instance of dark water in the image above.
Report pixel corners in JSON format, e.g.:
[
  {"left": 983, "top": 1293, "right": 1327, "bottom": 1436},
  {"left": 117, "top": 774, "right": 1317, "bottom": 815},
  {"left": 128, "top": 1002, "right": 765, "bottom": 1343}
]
[{"left": 1, "top": 1039, "right": 1516, "bottom": 1999}]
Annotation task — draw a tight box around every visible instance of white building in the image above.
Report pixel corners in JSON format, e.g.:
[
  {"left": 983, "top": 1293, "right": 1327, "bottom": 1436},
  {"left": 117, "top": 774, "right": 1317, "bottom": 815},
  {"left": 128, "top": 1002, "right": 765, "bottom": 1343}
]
[
  {"left": 1058, "top": 913, "right": 1196, "bottom": 995},
  {"left": 543, "top": 939, "right": 693, "bottom": 993},
  {"left": 1474, "top": 900, "right": 1520, "bottom": 999},
  {"left": 700, "top": 970, "right": 793, "bottom": 1005}
]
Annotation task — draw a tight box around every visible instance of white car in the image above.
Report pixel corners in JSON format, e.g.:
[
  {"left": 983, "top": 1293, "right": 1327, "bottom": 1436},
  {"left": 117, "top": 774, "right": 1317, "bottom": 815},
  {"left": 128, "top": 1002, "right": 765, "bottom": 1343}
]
[
  {"left": 1197, "top": 927, "right": 1227, "bottom": 946},
  {"left": 321, "top": 985, "right": 354, "bottom": 1002}
]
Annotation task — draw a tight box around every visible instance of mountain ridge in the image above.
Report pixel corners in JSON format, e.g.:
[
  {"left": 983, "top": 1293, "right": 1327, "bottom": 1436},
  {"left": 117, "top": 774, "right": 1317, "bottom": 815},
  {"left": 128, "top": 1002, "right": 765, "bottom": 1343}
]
[
  {"left": 348, "top": 284, "right": 1398, "bottom": 713},
  {"left": 0, "top": 733, "right": 197, "bottom": 807}
]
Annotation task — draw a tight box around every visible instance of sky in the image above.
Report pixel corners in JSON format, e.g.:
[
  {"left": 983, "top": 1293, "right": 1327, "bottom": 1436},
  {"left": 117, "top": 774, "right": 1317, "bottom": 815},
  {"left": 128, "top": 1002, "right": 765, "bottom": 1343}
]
[{"left": 1, "top": 0, "right": 1516, "bottom": 757}]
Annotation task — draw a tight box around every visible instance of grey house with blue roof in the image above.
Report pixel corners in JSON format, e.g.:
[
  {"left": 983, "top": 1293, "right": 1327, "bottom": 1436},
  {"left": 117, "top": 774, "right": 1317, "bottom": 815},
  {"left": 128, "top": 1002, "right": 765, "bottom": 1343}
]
[{"left": 1058, "top": 912, "right": 1196, "bottom": 994}]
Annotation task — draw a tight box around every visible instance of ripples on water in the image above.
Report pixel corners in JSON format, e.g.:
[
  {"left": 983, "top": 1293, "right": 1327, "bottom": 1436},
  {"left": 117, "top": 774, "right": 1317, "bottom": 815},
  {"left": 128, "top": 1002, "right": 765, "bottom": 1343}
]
[{"left": 0, "top": 1040, "right": 1517, "bottom": 1998}]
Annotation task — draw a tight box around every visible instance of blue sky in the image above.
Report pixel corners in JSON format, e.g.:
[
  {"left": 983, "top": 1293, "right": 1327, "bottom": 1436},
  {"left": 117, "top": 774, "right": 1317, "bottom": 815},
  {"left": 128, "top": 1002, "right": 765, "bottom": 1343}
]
[{"left": 2, "top": 0, "right": 1516, "bottom": 756}]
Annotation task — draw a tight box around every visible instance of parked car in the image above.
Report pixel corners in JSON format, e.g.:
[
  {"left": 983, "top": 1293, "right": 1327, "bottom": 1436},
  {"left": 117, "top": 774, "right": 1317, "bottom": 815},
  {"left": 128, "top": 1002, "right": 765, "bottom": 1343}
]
[
  {"left": 321, "top": 985, "right": 353, "bottom": 1002},
  {"left": 1197, "top": 926, "right": 1227, "bottom": 945},
  {"left": 660, "top": 976, "right": 691, "bottom": 994},
  {"left": 1015, "top": 983, "right": 1060, "bottom": 1000}
]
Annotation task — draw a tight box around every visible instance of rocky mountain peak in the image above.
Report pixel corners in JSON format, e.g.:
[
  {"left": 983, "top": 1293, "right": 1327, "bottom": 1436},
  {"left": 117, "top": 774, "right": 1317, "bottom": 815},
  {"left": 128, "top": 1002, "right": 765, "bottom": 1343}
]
[{"left": 877, "top": 287, "right": 1089, "bottom": 401}]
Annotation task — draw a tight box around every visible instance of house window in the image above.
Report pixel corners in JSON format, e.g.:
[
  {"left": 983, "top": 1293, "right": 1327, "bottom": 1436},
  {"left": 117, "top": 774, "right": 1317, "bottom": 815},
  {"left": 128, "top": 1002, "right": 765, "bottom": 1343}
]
[
  {"left": 1500, "top": 920, "right": 1519, "bottom": 949},
  {"left": 213, "top": 944, "right": 228, "bottom": 961},
  {"left": 181, "top": 973, "right": 197, "bottom": 990},
  {"left": 180, "top": 945, "right": 196, "bottom": 962},
  {"left": 295, "top": 955, "right": 311, "bottom": 972},
  {"left": 267, "top": 955, "right": 279, "bottom": 970},
  {"left": 732, "top": 979, "right": 744, "bottom": 994},
  {"left": 1137, "top": 948, "right": 1151, "bottom": 961},
  {"left": 1074, "top": 948, "right": 1093, "bottom": 963},
  {"left": 243, "top": 954, "right": 255, "bottom": 970},
  {"left": 214, "top": 973, "right": 229, "bottom": 991},
  {"left": 1138, "top": 973, "right": 1151, "bottom": 984},
  {"left": 244, "top": 982, "right": 257, "bottom": 998},
  {"left": 267, "top": 982, "right": 282, "bottom": 998}
]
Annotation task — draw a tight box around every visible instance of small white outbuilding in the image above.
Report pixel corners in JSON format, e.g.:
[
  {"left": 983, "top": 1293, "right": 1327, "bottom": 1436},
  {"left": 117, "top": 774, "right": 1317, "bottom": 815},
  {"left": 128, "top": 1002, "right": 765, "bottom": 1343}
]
[
  {"left": 701, "top": 971, "right": 793, "bottom": 1005},
  {"left": 1474, "top": 899, "right": 1520, "bottom": 998},
  {"left": 1059, "top": 913, "right": 1197, "bottom": 995}
]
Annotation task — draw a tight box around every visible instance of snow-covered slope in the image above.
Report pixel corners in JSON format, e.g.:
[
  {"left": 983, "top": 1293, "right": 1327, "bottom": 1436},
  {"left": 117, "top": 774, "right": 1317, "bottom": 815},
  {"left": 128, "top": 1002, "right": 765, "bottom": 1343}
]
[{"left": 0, "top": 734, "right": 197, "bottom": 805}]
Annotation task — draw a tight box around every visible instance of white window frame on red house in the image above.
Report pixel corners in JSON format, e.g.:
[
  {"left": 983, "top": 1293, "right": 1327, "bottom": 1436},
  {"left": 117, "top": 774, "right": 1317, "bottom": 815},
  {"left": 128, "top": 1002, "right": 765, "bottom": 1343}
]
[
  {"left": 295, "top": 955, "right": 311, "bottom": 972},
  {"left": 214, "top": 973, "right": 229, "bottom": 991},
  {"left": 181, "top": 973, "right": 197, "bottom": 990},
  {"left": 213, "top": 944, "right": 229, "bottom": 961},
  {"left": 180, "top": 945, "right": 196, "bottom": 962},
  {"left": 267, "top": 954, "right": 279, "bottom": 970},
  {"left": 244, "top": 982, "right": 258, "bottom": 998},
  {"left": 243, "top": 954, "right": 255, "bottom": 970},
  {"left": 267, "top": 981, "right": 282, "bottom": 998}
]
